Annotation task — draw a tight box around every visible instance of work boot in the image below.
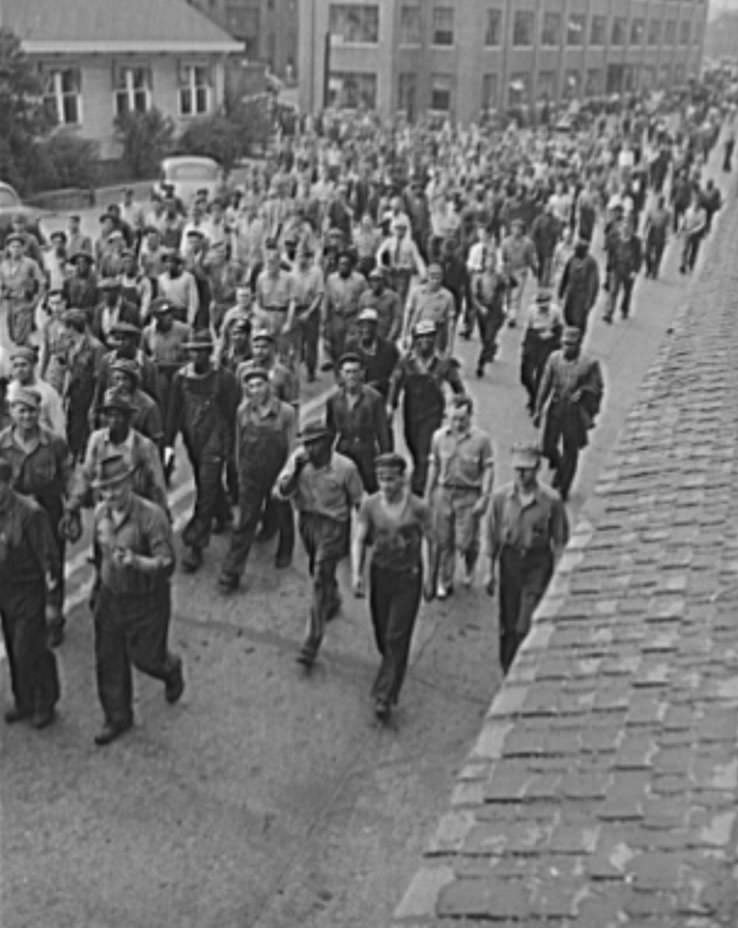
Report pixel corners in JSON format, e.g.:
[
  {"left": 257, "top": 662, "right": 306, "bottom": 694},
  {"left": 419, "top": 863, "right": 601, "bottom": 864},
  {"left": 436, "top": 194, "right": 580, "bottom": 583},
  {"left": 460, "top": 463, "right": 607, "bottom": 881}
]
[
  {"left": 165, "top": 658, "right": 185, "bottom": 705},
  {"left": 181, "top": 545, "right": 203, "bottom": 573},
  {"left": 4, "top": 706, "right": 31, "bottom": 725},
  {"left": 31, "top": 707, "right": 56, "bottom": 730},
  {"left": 94, "top": 719, "right": 133, "bottom": 747},
  {"left": 374, "top": 699, "right": 391, "bottom": 724},
  {"left": 217, "top": 572, "right": 239, "bottom": 594}
]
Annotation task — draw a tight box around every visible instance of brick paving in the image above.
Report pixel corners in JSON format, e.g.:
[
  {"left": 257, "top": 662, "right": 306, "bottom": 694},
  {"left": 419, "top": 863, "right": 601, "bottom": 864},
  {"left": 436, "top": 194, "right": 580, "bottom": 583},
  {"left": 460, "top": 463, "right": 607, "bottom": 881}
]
[{"left": 391, "top": 204, "right": 738, "bottom": 925}]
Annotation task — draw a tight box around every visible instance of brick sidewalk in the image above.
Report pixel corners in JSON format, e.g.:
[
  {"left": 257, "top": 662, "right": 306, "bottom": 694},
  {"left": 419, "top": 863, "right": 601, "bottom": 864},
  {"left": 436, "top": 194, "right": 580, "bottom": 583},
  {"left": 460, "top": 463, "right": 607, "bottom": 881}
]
[{"left": 391, "top": 201, "right": 738, "bottom": 925}]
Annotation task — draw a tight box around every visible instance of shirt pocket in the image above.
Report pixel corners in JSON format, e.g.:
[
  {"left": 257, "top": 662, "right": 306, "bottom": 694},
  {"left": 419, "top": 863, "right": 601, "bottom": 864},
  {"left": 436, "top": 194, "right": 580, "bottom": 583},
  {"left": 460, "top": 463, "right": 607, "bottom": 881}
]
[{"left": 458, "top": 449, "right": 481, "bottom": 482}]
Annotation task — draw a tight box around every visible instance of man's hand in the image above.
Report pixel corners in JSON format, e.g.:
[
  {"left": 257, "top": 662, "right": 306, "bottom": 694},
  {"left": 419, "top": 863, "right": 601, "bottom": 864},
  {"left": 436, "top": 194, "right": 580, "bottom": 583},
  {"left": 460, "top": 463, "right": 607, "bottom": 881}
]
[
  {"left": 58, "top": 509, "right": 82, "bottom": 543},
  {"left": 423, "top": 577, "right": 436, "bottom": 602},
  {"left": 113, "top": 547, "right": 137, "bottom": 568},
  {"left": 472, "top": 497, "right": 489, "bottom": 518},
  {"left": 485, "top": 576, "right": 496, "bottom": 597},
  {"left": 45, "top": 603, "right": 61, "bottom": 626},
  {"left": 164, "top": 447, "right": 175, "bottom": 469},
  {"left": 352, "top": 574, "right": 365, "bottom": 598},
  {"left": 386, "top": 405, "right": 395, "bottom": 424},
  {"left": 532, "top": 413, "right": 541, "bottom": 428}
]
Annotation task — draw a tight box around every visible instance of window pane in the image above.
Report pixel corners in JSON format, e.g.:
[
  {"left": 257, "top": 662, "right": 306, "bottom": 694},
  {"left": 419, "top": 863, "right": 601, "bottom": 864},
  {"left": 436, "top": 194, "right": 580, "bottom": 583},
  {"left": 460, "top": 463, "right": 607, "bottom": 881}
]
[
  {"left": 133, "top": 89, "right": 148, "bottom": 112},
  {"left": 115, "top": 92, "right": 129, "bottom": 117},
  {"left": 665, "top": 21, "right": 675, "bottom": 43},
  {"left": 611, "top": 17, "right": 626, "bottom": 45},
  {"left": 328, "top": 4, "right": 379, "bottom": 43},
  {"left": 680, "top": 21, "right": 690, "bottom": 45},
  {"left": 567, "top": 14, "right": 585, "bottom": 46},
  {"left": 430, "top": 74, "right": 452, "bottom": 110},
  {"left": 195, "top": 66, "right": 209, "bottom": 87},
  {"left": 508, "top": 73, "right": 530, "bottom": 104},
  {"left": 482, "top": 73, "right": 497, "bottom": 108},
  {"left": 432, "top": 7, "right": 454, "bottom": 45},
  {"left": 196, "top": 87, "right": 208, "bottom": 113},
  {"left": 133, "top": 68, "right": 147, "bottom": 89},
  {"left": 513, "top": 11, "right": 534, "bottom": 47},
  {"left": 648, "top": 20, "right": 661, "bottom": 46},
  {"left": 585, "top": 68, "right": 602, "bottom": 95},
  {"left": 590, "top": 15, "right": 606, "bottom": 45},
  {"left": 485, "top": 9, "right": 501, "bottom": 47},
  {"left": 538, "top": 70, "right": 557, "bottom": 100},
  {"left": 328, "top": 72, "right": 377, "bottom": 108},
  {"left": 541, "top": 13, "right": 561, "bottom": 47},
  {"left": 630, "top": 18, "right": 644, "bottom": 45},
  {"left": 180, "top": 88, "right": 192, "bottom": 115},
  {"left": 399, "top": 4, "right": 421, "bottom": 44},
  {"left": 61, "top": 68, "right": 79, "bottom": 93}
]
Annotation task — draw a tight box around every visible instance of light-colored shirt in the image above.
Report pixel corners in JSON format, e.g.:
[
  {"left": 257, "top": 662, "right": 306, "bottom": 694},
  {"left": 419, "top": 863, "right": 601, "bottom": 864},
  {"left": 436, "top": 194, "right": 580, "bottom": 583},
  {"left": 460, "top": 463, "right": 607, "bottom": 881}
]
[
  {"left": 429, "top": 425, "right": 494, "bottom": 491},
  {"left": 487, "top": 482, "right": 568, "bottom": 557},
  {"left": 278, "top": 450, "right": 363, "bottom": 522}
]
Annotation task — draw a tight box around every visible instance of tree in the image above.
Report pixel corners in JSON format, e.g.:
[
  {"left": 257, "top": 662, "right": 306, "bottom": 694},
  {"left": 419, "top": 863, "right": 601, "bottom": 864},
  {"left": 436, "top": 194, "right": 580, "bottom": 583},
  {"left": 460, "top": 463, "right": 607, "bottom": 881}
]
[
  {"left": 114, "top": 108, "right": 175, "bottom": 179},
  {"left": 0, "top": 29, "right": 52, "bottom": 194}
]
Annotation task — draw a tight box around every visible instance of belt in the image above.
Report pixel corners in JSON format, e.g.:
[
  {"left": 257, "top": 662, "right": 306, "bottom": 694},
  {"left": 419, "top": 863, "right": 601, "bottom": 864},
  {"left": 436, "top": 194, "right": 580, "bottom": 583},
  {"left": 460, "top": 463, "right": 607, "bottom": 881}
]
[
  {"left": 261, "top": 305, "right": 287, "bottom": 313},
  {"left": 440, "top": 484, "right": 481, "bottom": 492}
]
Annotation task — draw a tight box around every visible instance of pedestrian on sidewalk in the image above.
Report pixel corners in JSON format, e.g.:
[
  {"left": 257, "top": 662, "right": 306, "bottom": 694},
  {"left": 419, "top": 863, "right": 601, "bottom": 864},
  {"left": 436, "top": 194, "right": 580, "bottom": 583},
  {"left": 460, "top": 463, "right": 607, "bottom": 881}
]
[
  {"left": 485, "top": 444, "right": 568, "bottom": 674},
  {"left": 643, "top": 196, "right": 670, "bottom": 279},
  {"left": 603, "top": 216, "right": 643, "bottom": 323},
  {"left": 679, "top": 196, "right": 707, "bottom": 275},
  {"left": 277, "top": 421, "right": 363, "bottom": 670},
  {"left": 89, "top": 452, "right": 184, "bottom": 746},
  {"left": 217, "top": 363, "right": 296, "bottom": 593},
  {"left": 723, "top": 127, "right": 735, "bottom": 173},
  {"left": 533, "top": 326, "right": 604, "bottom": 502},
  {"left": 472, "top": 249, "right": 508, "bottom": 378},
  {"left": 520, "top": 289, "right": 563, "bottom": 415},
  {"left": 558, "top": 236, "right": 599, "bottom": 334},
  {"left": 424, "top": 395, "right": 494, "bottom": 600},
  {"left": 352, "top": 453, "right": 436, "bottom": 723},
  {"left": 0, "top": 455, "right": 61, "bottom": 729}
]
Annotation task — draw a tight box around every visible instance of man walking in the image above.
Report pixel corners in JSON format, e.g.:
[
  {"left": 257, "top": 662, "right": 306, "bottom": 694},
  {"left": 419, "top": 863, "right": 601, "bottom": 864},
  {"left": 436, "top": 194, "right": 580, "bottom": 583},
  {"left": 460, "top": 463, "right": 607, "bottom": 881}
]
[
  {"left": 485, "top": 444, "right": 568, "bottom": 674},
  {"left": 277, "top": 422, "right": 363, "bottom": 670},
  {"left": 604, "top": 216, "right": 643, "bottom": 324},
  {"left": 425, "top": 395, "right": 493, "bottom": 599}
]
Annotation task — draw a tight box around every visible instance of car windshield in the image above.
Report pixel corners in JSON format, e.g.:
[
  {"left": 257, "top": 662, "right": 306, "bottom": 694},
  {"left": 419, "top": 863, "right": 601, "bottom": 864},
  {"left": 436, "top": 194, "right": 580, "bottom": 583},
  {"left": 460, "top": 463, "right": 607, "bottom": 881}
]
[
  {"left": 168, "top": 163, "right": 218, "bottom": 181},
  {"left": 0, "top": 187, "right": 19, "bottom": 209}
]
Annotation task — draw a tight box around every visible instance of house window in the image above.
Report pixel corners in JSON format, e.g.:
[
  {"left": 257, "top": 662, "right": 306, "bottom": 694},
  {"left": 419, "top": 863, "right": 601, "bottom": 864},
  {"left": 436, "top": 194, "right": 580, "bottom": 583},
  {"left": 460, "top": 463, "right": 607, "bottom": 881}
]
[
  {"left": 648, "top": 20, "right": 661, "bottom": 46},
  {"left": 114, "top": 66, "right": 151, "bottom": 116},
  {"left": 399, "top": 4, "right": 421, "bottom": 45},
  {"left": 590, "top": 15, "right": 606, "bottom": 46},
  {"left": 665, "top": 20, "right": 676, "bottom": 43},
  {"left": 484, "top": 9, "right": 502, "bottom": 47},
  {"left": 660, "top": 64, "right": 671, "bottom": 87},
  {"left": 482, "top": 73, "right": 498, "bottom": 109},
  {"left": 398, "top": 72, "right": 417, "bottom": 118},
  {"left": 508, "top": 73, "right": 530, "bottom": 105},
  {"left": 430, "top": 74, "right": 453, "bottom": 111},
  {"left": 328, "top": 4, "right": 379, "bottom": 43},
  {"left": 567, "top": 14, "right": 586, "bottom": 46},
  {"left": 565, "top": 69, "right": 581, "bottom": 98},
  {"left": 630, "top": 18, "right": 645, "bottom": 45},
  {"left": 585, "top": 68, "right": 602, "bottom": 96},
  {"left": 538, "top": 70, "right": 557, "bottom": 101},
  {"left": 611, "top": 17, "right": 626, "bottom": 46},
  {"left": 43, "top": 68, "right": 82, "bottom": 125},
  {"left": 328, "top": 72, "right": 377, "bottom": 108},
  {"left": 675, "top": 63, "right": 686, "bottom": 83},
  {"left": 432, "top": 7, "right": 454, "bottom": 46},
  {"left": 680, "top": 21, "right": 690, "bottom": 45},
  {"left": 179, "top": 65, "right": 211, "bottom": 116},
  {"left": 541, "top": 13, "right": 561, "bottom": 47},
  {"left": 513, "top": 11, "right": 534, "bottom": 47}
]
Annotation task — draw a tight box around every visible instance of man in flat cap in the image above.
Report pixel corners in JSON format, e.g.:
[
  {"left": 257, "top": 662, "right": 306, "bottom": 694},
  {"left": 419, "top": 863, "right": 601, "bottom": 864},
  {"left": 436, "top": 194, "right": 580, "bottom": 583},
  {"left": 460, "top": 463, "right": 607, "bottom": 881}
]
[
  {"left": 142, "top": 298, "right": 190, "bottom": 431},
  {"left": 403, "top": 262, "right": 455, "bottom": 356},
  {"left": 8, "top": 345, "right": 66, "bottom": 438},
  {"left": 0, "top": 386, "right": 70, "bottom": 646},
  {"left": 289, "top": 243, "right": 324, "bottom": 383},
  {"left": 0, "top": 231, "right": 45, "bottom": 347},
  {"left": 358, "top": 267, "right": 403, "bottom": 343},
  {"left": 323, "top": 250, "right": 366, "bottom": 370},
  {"left": 278, "top": 420, "right": 363, "bottom": 669},
  {"left": 345, "top": 307, "right": 400, "bottom": 399},
  {"left": 533, "top": 326, "right": 604, "bottom": 502},
  {"left": 557, "top": 235, "right": 600, "bottom": 334},
  {"left": 486, "top": 443, "right": 568, "bottom": 674}
]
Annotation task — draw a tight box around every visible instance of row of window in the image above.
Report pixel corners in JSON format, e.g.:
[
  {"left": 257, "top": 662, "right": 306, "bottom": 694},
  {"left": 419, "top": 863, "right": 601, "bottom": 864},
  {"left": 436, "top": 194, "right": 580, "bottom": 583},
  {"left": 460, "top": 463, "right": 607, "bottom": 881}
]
[
  {"left": 41, "top": 64, "right": 212, "bottom": 127},
  {"left": 328, "top": 4, "right": 701, "bottom": 50},
  {"left": 330, "top": 61, "right": 690, "bottom": 113}
]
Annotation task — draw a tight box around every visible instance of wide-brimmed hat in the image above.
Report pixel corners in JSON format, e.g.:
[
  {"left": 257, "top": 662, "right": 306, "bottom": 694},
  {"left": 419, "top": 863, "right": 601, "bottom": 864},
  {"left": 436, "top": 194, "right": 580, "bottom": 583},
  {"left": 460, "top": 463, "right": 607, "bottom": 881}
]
[
  {"left": 109, "top": 321, "right": 141, "bottom": 337},
  {"left": 250, "top": 328, "right": 274, "bottom": 344},
  {"left": 298, "top": 420, "right": 331, "bottom": 444},
  {"left": 9, "top": 345, "right": 38, "bottom": 364},
  {"left": 91, "top": 452, "right": 135, "bottom": 489},
  {"left": 149, "top": 297, "right": 176, "bottom": 316},
  {"left": 99, "top": 277, "right": 122, "bottom": 291},
  {"left": 5, "top": 232, "right": 24, "bottom": 246},
  {"left": 71, "top": 249, "right": 94, "bottom": 263},
  {"left": 110, "top": 358, "right": 140, "bottom": 384},
  {"left": 182, "top": 329, "right": 214, "bottom": 351},
  {"left": 562, "top": 325, "right": 582, "bottom": 345},
  {"left": 99, "top": 387, "right": 135, "bottom": 413},
  {"left": 237, "top": 361, "right": 269, "bottom": 382},
  {"left": 62, "top": 308, "right": 88, "bottom": 330},
  {"left": 358, "top": 307, "right": 379, "bottom": 323},
  {"left": 413, "top": 320, "right": 437, "bottom": 337}
]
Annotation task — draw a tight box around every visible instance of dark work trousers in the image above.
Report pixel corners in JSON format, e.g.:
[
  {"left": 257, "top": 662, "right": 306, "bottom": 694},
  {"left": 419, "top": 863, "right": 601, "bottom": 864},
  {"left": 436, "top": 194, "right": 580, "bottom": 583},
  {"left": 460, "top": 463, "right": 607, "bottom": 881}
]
[
  {"left": 221, "top": 484, "right": 294, "bottom": 581},
  {"left": 498, "top": 547, "right": 553, "bottom": 674},
  {"left": 520, "top": 333, "right": 557, "bottom": 412},
  {"left": 1, "top": 583, "right": 60, "bottom": 715},
  {"left": 681, "top": 233, "right": 702, "bottom": 273},
  {"left": 369, "top": 565, "right": 422, "bottom": 707},
  {"left": 182, "top": 449, "right": 225, "bottom": 552},
  {"left": 477, "top": 306, "right": 505, "bottom": 368},
  {"left": 605, "top": 271, "right": 635, "bottom": 320},
  {"left": 35, "top": 495, "right": 66, "bottom": 635},
  {"left": 94, "top": 584, "right": 179, "bottom": 728},
  {"left": 405, "top": 416, "right": 440, "bottom": 497},
  {"left": 542, "top": 403, "right": 581, "bottom": 501},
  {"left": 672, "top": 203, "right": 687, "bottom": 234},
  {"left": 336, "top": 442, "right": 378, "bottom": 493},
  {"left": 644, "top": 235, "right": 666, "bottom": 278},
  {"left": 297, "top": 513, "right": 349, "bottom": 663},
  {"left": 297, "top": 310, "right": 320, "bottom": 380}
]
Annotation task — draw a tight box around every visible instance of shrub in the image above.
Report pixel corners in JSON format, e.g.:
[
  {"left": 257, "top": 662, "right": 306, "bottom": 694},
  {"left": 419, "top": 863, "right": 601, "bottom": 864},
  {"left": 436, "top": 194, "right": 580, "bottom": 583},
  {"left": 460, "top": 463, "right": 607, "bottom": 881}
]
[
  {"left": 177, "top": 115, "right": 244, "bottom": 176},
  {"left": 35, "top": 132, "right": 99, "bottom": 189},
  {"left": 114, "top": 108, "right": 175, "bottom": 179}
]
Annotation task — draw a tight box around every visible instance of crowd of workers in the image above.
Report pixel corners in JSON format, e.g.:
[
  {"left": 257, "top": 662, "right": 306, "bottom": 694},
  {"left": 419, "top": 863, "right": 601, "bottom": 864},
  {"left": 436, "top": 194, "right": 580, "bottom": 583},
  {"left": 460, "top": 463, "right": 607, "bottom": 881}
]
[{"left": 0, "top": 79, "right": 732, "bottom": 742}]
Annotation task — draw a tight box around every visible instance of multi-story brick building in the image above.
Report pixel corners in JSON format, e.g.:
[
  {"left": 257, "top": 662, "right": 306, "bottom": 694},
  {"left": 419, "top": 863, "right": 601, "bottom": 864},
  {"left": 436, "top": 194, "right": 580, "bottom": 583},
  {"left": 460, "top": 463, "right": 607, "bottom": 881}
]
[
  {"left": 298, "top": 0, "right": 708, "bottom": 123},
  {"left": 189, "top": 0, "right": 299, "bottom": 78}
]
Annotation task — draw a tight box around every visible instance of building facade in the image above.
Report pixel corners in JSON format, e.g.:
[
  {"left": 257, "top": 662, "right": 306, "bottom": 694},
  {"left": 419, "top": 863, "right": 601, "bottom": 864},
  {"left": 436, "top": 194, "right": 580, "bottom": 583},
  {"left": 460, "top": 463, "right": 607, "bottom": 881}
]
[
  {"left": 188, "top": 0, "right": 299, "bottom": 79},
  {"left": 299, "top": 0, "right": 708, "bottom": 123},
  {"left": 5, "top": 0, "right": 241, "bottom": 160}
]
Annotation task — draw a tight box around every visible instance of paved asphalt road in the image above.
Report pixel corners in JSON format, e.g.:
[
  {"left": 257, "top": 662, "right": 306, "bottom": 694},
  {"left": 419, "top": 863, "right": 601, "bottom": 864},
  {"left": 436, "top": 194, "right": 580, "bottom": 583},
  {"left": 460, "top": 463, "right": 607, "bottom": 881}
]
[{"left": 0, "top": 158, "right": 727, "bottom": 927}]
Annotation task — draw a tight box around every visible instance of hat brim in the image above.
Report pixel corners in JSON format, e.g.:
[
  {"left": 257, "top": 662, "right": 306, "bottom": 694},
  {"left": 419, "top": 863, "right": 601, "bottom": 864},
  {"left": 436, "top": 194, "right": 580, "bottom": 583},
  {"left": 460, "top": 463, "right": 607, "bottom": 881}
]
[
  {"left": 299, "top": 429, "right": 331, "bottom": 443},
  {"left": 182, "top": 341, "right": 214, "bottom": 351},
  {"left": 91, "top": 466, "right": 135, "bottom": 489}
]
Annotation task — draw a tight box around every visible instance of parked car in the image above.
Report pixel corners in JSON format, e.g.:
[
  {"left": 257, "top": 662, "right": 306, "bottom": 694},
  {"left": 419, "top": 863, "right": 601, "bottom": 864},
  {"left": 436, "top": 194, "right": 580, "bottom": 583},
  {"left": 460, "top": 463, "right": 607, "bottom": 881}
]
[
  {"left": 156, "top": 156, "right": 224, "bottom": 207},
  {"left": 0, "top": 182, "right": 47, "bottom": 245}
]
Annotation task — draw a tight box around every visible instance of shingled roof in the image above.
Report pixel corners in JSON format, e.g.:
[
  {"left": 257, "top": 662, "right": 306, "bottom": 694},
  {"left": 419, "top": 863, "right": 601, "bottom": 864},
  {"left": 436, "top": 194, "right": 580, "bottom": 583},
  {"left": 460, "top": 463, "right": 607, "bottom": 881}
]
[{"left": 3, "top": 0, "right": 242, "bottom": 53}]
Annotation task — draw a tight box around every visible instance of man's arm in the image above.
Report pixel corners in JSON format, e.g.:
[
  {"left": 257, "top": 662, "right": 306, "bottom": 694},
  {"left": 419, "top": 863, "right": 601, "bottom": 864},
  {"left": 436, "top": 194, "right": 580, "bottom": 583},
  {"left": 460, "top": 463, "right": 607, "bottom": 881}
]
[
  {"left": 351, "top": 499, "right": 371, "bottom": 595},
  {"left": 424, "top": 431, "right": 440, "bottom": 501},
  {"left": 373, "top": 391, "right": 392, "bottom": 453},
  {"left": 533, "top": 355, "right": 555, "bottom": 422}
]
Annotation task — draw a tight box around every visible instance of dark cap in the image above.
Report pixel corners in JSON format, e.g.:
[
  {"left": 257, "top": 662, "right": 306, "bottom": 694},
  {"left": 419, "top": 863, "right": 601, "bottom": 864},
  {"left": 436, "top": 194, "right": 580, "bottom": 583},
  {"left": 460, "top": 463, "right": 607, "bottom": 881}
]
[
  {"left": 375, "top": 452, "right": 407, "bottom": 474},
  {"left": 298, "top": 420, "right": 331, "bottom": 443},
  {"left": 100, "top": 387, "right": 135, "bottom": 413},
  {"left": 91, "top": 453, "right": 135, "bottom": 489}
]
